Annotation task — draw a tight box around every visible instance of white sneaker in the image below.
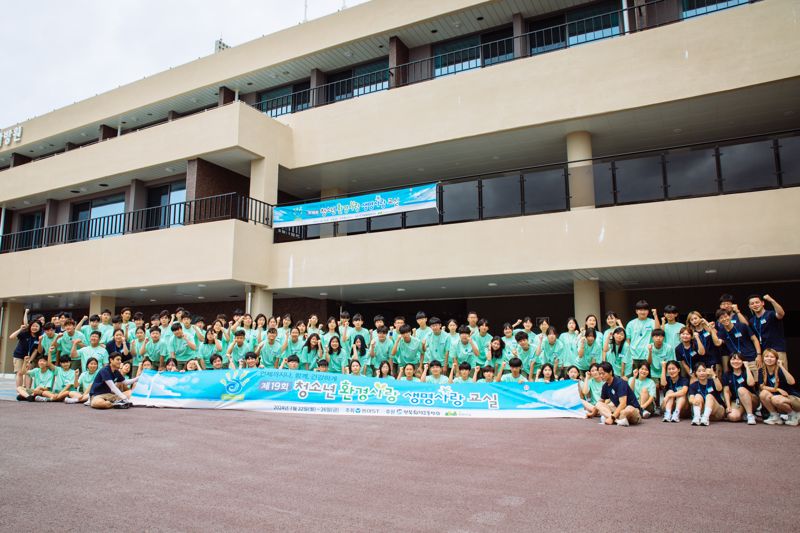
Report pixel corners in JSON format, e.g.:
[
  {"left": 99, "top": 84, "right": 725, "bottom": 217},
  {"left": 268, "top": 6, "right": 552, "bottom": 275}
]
[
  {"left": 642, "top": 410, "right": 651, "bottom": 419},
  {"left": 746, "top": 414, "right": 756, "bottom": 425},
  {"left": 691, "top": 416, "right": 700, "bottom": 426},
  {"left": 785, "top": 412, "right": 800, "bottom": 427},
  {"left": 662, "top": 412, "right": 671, "bottom": 423},
  {"left": 670, "top": 411, "right": 680, "bottom": 423},
  {"left": 599, "top": 415, "right": 607, "bottom": 425},
  {"left": 700, "top": 416, "right": 710, "bottom": 426},
  {"left": 764, "top": 413, "right": 784, "bottom": 425},
  {"left": 83, "top": 399, "right": 91, "bottom": 406},
  {"left": 33, "top": 396, "right": 50, "bottom": 402},
  {"left": 780, "top": 414, "right": 789, "bottom": 422},
  {"left": 615, "top": 417, "right": 630, "bottom": 427},
  {"left": 64, "top": 397, "right": 79, "bottom": 404}
]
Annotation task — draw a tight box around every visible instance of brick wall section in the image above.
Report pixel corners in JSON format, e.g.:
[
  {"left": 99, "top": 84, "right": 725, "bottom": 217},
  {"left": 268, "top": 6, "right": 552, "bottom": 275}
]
[{"left": 185, "top": 158, "right": 249, "bottom": 201}]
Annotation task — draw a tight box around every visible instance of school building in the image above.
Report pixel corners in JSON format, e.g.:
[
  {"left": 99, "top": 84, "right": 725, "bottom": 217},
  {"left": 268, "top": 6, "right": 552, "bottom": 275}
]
[{"left": 1, "top": 0, "right": 799, "bottom": 368}]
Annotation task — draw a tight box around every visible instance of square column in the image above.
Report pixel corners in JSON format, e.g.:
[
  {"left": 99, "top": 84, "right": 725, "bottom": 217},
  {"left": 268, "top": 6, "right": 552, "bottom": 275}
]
[
  {"left": 573, "top": 280, "right": 601, "bottom": 325},
  {"left": 89, "top": 295, "right": 116, "bottom": 317},
  {"left": 0, "top": 302, "right": 26, "bottom": 373},
  {"left": 249, "top": 287, "right": 273, "bottom": 318}
]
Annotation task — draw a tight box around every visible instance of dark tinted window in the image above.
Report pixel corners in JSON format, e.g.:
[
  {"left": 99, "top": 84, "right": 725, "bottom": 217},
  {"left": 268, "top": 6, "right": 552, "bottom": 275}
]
[
  {"left": 719, "top": 140, "right": 777, "bottom": 193},
  {"left": 778, "top": 136, "right": 800, "bottom": 186},
  {"left": 524, "top": 167, "right": 568, "bottom": 213},
  {"left": 482, "top": 173, "right": 521, "bottom": 218},
  {"left": 614, "top": 155, "right": 664, "bottom": 203},
  {"left": 593, "top": 161, "right": 614, "bottom": 206},
  {"left": 666, "top": 146, "right": 718, "bottom": 198},
  {"left": 441, "top": 180, "right": 478, "bottom": 223}
]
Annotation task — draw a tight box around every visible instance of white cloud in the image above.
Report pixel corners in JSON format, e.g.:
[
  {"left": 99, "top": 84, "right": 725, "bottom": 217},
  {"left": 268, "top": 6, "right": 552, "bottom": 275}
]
[{"left": 1, "top": 0, "right": 369, "bottom": 127}]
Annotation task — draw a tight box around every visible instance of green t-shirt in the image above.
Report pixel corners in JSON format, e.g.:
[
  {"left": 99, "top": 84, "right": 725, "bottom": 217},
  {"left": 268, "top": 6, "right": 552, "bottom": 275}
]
[
  {"left": 326, "top": 349, "right": 348, "bottom": 373},
  {"left": 130, "top": 339, "right": 148, "bottom": 366},
  {"left": 260, "top": 340, "right": 284, "bottom": 368},
  {"left": 171, "top": 335, "right": 196, "bottom": 362},
  {"left": 626, "top": 318, "right": 655, "bottom": 360},
  {"left": 338, "top": 326, "right": 355, "bottom": 355},
  {"left": 78, "top": 345, "right": 109, "bottom": 372},
  {"left": 578, "top": 339, "right": 602, "bottom": 371},
  {"left": 423, "top": 332, "right": 449, "bottom": 364},
  {"left": 28, "top": 368, "right": 54, "bottom": 389},
  {"left": 452, "top": 376, "right": 471, "bottom": 384},
  {"left": 80, "top": 325, "right": 101, "bottom": 343},
  {"left": 53, "top": 367, "right": 76, "bottom": 391},
  {"left": 39, "top": 333, "right": 58, "bottom": 362},
  {"left": 371, "top": 338, "right": 393, "bottom": 367},
  {"left": 472, "top": 333, "right": 492, "bottom": 367},
  {"left": 395, "top": 337, "right": 422, "bottom": 366},
  {"left": 605, "top": 343, "right": 631, "bottom": 377},
  {"left": 227, "top": 342, "right": 251, "bottom": 365},
  {"left": 649, "top": 342, "right": 674, "bottom": 378},
  {"left": 283, "top": 338, "right": 305, "bottom": 357},
  {"left": 662, "top": 322, "right": 685, "bottom": 354},
  {"left": 630, "top": 377, "right": 657, "bottom": 403},
  {"left": 425, "top": 374, "right": 449, "bottom": 385},
  {"left": 501, "top": 336, "right": 518, "bottom": 363},
  {"left": 586, "top": 378, "right": 605, "bottom": 404},
  {"left": 414, "top": 326, "right": 433, "bottom": 346},
  {"left": 299, "top": 345, "right": 321, "bottom": 370},
  {"left": 197, "top": 342, "right": 223, "bottom": 367},
  {"left": 58, "top": 331, "right": 86, "bottom": 359},
  {"left": 145, "top": 340, "right": 170, "bottom": 366},
  {"left": 518, "top": 345, "right": 536, "bottom": 375},
  {"left": 99, "top": 323, "right": 115, "bottom": 344},
  {"left": 538, "top": 339, "right": 564, "bottom": 366},
  {"left": 320, "top": 331, "right": 340, "bottom": 352},
  {"left": 558, "top": 332, "right": 580, "bottom": 369},
  {"left": 501, "top": 372, "right": 526, "bottom": 383},
  {"left": 78, "top": 370, "right": 98, "bottom": 393},
  {"left": 449, "top": 339, "right": 475, "bottom": 367}
]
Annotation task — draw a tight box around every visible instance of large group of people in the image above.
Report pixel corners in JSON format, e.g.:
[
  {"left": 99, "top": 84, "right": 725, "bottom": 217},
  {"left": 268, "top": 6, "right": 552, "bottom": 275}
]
[{"left": 9, "top": 291, "right": 796, "bottom": 425}]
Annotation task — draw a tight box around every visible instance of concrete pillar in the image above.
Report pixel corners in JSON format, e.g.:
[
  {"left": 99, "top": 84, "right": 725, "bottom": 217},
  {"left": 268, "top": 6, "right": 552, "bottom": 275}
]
[
  {"left": 310, "top": 68, "right": 327, "bottom": 107},
  {"left": 566, "top": 131, "right": 596, "bottom": 209},
  {"left": 512, "top": 13, "right": 528, "bottom": 59},
  {"left": 89, "top": 295, "right": 116, "bottom": 317},
  {"left": 249, "top": 159, "right": 279, "bottom": 205},
  {"left": 167, "top": 110, "right": 180, "bottom": 122},
  {"left": 574, "top": 280, "right": 601, "bottom": 325},
  {"left": 129, "top": 179, "right": 148, "bottom": 211},
  {"left": 0, "top": 302, "right": 26, "bottom": 373},
  {"left": 64, "top": 142, "right": 77, "bottom": 151},
  {"left": 320, "top": 187, "right": 344, "bottom": 238},
  {"left": 44, "top": 199, "right": 60, "bottom": 226},
  {"left": 389, "top": 36, "right": 409, "bottom": 88},
  {"left": 603, "top": 290, "right": 628, "bottom": 322},
  {"left": 250, "top": 287, "right": 273, "bottom": 318},
  {"left": 218, "top": 86, "right": 236, "bottom": 106},
  {"left": 98, "top": 124, "right": 117, "bottom": 142}
]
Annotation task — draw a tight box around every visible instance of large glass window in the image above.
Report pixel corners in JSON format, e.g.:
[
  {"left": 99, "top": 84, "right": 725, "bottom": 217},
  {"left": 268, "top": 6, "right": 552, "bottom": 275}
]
[
  {"left": 779, "top": 135, "right": 800, "bottom": 186},
  {"left": 665, "top": 146, "right": 718, "bottom": 198},
  {"left": 258, "top": 81, "right": 311, "bottom": 117},
  {"left": 482, "top": 173, "right": 522, "bottom": 219},
  {"left": 353, "top": 59, "right": 389, "bottom": 96},
  {"left": 566, "top": 0, "right": 622, "bottom": 46},
  {"left": 147, "top": 181, "right": 186, "bottom": 229},
  {"left": 614, "top": 154, "right": 664, "bottom": 204},
  {"left": 17, "top": 211, "right": 43, "bottom": 250},
  {"left": 326, "top": 70, "right": 354, "bottom": 102},
  {"left": 682, "top": 0, "right": 749, "bottom": 19},
  {"left": 523, "top": 167, "right": 568, "bottom": 213},
  {"left": 529, "top": 16, "right": 566, "bottom": 54},
  {"left": 441, "top": 180, "right": 478, "bottom": 223},
  {"left": 70, "top": 193, "right": 126, "bottom": 240},
  {"left": 482, "top": 27, "right": 514, "bottom": 66},
  {"left": 719, "top": 140, "right": 778, "bottom": 193},
  {"left": 433, "top": 35, "right": 480, "bottom": 77}
]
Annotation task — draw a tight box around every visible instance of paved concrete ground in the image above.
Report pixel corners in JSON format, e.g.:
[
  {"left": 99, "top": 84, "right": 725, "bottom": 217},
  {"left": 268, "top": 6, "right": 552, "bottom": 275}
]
[{"left": 1, "top": 397, "right": 799, "bottom": 533}]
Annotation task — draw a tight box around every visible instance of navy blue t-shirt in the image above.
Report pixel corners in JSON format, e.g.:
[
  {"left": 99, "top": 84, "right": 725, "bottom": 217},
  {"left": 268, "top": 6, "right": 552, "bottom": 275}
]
[
  {"left": 89, "top": 365, "right": 125, "bottom": 396},
  {"left": 694, "top": 328, "right": 721, "bottom": 365},
  {"left": 722, "top": 370, "right": 754, "bottom": 399},
  {"left": 688, "top": 379, "right": 723, "bottom": 404},
  {"left": 750, "top": 310, "right": 785, "bottom": 352},
  {"left": 758, "top": 368, "right": 800, "bottom": 397},
  {"left": 601, "top": 376, "right": 640, "bottom": 409},
  {"left": 664, "top": 375, "right": 689, "bottom": 393},
  {"left": 718, "top": 322, "right": 757, "bottom": 361},
  {"left": 674, "top": 341, "right": 703, "bottom": 372},
  {"left": 106, "top": 341, "right": 126, "bottom": 356},
  {"left": 12, "top": 330, "right": 40, "bottom": 359}
]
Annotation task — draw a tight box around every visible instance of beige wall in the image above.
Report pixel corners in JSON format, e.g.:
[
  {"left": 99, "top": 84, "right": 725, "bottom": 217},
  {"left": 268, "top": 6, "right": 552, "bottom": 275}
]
[
  {"left": 0, "top": 220, "right": 271, "bottom": 299},
  {"left": 0, "top": 0, "right": 488, "bottom": 149},
  {"left": 0, "top": 103, "right": 290, "bottom": 204},
  {"left": 268, "top": 188, "right": 800, "bottom": 289},
  {"left": 283, "top": 0, "right": 800, "bottom": 167}
]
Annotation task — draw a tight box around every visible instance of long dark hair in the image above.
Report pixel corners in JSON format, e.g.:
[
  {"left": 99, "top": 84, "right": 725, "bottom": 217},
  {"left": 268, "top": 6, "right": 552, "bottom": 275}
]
[
  {"left": 303, "top": 333, "right": 320, "bottom": 352},
  {"left": 611, "top": 327, "right": 626, "bottom": 356},
  {"left": 352, "top": 335, "right": 367, "bottom": 357},
  {"left": 490, "top": 336, "right": 504, "bottom": 361}
]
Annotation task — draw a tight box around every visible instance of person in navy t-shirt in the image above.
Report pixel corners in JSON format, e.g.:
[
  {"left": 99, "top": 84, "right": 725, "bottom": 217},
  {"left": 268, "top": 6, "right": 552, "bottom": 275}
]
[
  {"left": 722, "top": 353, "right": 759, "bottom": 425},
  {"left": 660, "top": 360, "right": 690, "bottom": 423},
  {"left": 715, "top": 309, "right": 761, "bottom": 371},
  {"left": 758, "top": 349, "right": 800, "bottom": 426},
  {"left": 687, "top": 362, "right": 725, "bottom": 426},
  {"left": 748, "top": 294, "right": 787, "bottom": 370},
  {"left": 595, "top": 362, "right": 641, "bottom": 426}
]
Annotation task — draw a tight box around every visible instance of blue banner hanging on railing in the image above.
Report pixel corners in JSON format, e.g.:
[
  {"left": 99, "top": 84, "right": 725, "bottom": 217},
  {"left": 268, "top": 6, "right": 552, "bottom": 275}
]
[
  {"left": 131, "top": 369, "right": 584, "bottom": 418},
  {"left": 272, "top": 183, "right": 437, "bottom": 228}
]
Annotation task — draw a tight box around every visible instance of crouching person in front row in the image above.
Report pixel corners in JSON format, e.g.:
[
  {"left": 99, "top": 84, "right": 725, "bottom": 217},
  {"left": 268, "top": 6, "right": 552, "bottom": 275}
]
[
  {"left": 594, "top": 361, "right": 642, "bottom": 427},
  {"left": 90, "top": 352, "right": 139, "bottom": 409}
]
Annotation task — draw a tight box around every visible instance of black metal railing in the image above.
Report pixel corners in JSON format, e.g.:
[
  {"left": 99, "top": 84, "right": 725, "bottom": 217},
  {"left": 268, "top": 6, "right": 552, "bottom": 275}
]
[
  {"left": 252, "top": 0, "right": 754, "bottom": 118},
  {"left": 273, "top": 128, "right": 799, "bottom": 242},
  {"left": 0, "top": 193, "right": 273, "bottom": 254}
]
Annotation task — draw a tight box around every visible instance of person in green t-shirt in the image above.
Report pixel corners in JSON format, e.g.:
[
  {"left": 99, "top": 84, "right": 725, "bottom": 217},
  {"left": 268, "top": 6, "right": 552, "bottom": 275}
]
[
  {"left": 57, "top": 318, "right": 87, "bottom": 370},
  {"left": 68, "top": 357, "right": 100, "bottom": 404},
  {"left": 577, "top": 328, "right": 603, "bottom": 374},
  {"left": 392, "top": 325, "right": 423, "bottom": 372},
  {"left": 648, "top": 328, "right": 674, "bottom": 381},
  {"left": 449, "top": 361, "right": 474, "bottom": 384},
  {"left": 16, "top": 355, "right": 55, "bottom": 401},
  {"left": 170, "top": 322, "right": 198, "bottom": 370},
  {"left": 499, "top": 358, "right": 527, "bottom": 383},
  {"left": 145, "top": 328, "right": 170, "bottom": 370},
  {"left": 325, "top": 336, "right": 348, "bottom": 373},
  {"left": 421, "top": 360, "right": 449, "bottom": 384},
  {"left": 397, "top": 362, "right": 421, "bottom": 382},
  {"left": 369, "top": 326, "right": 393, "bottom": 371},
  {"left": 48, "top": 355, "right": 78, "bottom": 402},
  {"left": 74, "top": 331, "right": 109, "bottom": 372},
  {"left": 80, "top": 314, "right": 103, "bottom": 345},
  {"left": 535, "top": 327, "right": 564, "bottom": 376},
  {"left": 604, "top": 327, "right": 631, "bottom": 378},
  {"left": 581, "top": 363, "right": 605, "bottom": 418},
  {"left": 37, "top": 322, "right": 59, "bottom": 364},
  {"left": 447, "top": 325, "right": 480, "bottom": 370},
  {"left": 256, "top": 328, "right": 284, "bottom": 369},
  {"left": 297, "top": 333, "right": 323, "bottom": 371},
  {"left": 196, "top": 328, "right": 223, "bottom": 369},
  {"left": 471, "top": 319, "right": 492, "bottom": 368},
  {"left": 654, "top": 304, "right": 685, "bottom": 354},
  {"left": 629, "top": 363, "right": 658, "bottom": 417},
  {"left": 350, "top": 334, "right": 371, "bottom": 376}
]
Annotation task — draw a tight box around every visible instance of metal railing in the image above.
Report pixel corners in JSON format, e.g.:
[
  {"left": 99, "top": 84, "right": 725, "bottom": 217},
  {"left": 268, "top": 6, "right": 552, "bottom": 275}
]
[
  {"left": 273, "top": 128, "right": 799, "bottom": 242},
  {"left": 252, "top": 0, "right": 754, "bottom": 118},
  {"left": 0, "top": 192, "right": 273, "bottom": 254}
]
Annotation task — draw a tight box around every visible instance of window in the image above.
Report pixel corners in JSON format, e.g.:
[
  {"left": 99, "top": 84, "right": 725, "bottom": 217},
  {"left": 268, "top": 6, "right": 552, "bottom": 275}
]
[
  {"left": 665, "top": 146, "right": 718, "bottom": 198},
  {"left": 353, "top": 59, "right": 389, "bottom": 96},
  {"left": 778, "top": 135, "right": 800, "bottom": 186},
  {"left": 523, "top": 167, "right": 568, "bottom": 213},
  {"left": 481, "top": 27, "right": 514, "bottom": 66},
  {"left": 434, "top": 35, "right": 480, "bottom": 77},
  {"left": 482, "top": 173, "right": 522, "bottom": 219},
  {"left": 258, "top": 82, "right": 311, "bottom": 117},
  {"left": 529, "top": 1, "right": 622, "bottom": 54},
  {"left": 70, "top": 193, "right": 126, "bottom": 240},
  {"left": 441, "top": 180, "right": 478, "bottom": 223},
  {"left": 614, "top": 154, "right": 664, "bottom": 204},
  {"left": 719, "top": 140, "right": 778, "bottom": 193},
  {"left": 146, "top": 181, "right": 186, "bottom": 229},
  {"left": 18, "top": 211, "right": 43, "bottom": 250},
  {"left": 682, "top": 0, "right": 749, "bottom": 19}
]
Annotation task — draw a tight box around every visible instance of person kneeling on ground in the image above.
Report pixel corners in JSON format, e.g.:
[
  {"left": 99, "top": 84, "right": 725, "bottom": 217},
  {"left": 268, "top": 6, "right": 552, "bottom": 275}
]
[
  {"left": 594, "top": 361, "right": 642, "bottom": 427},
  {"left": 90, "top": 352, "right": 139, "bottom": 409}
]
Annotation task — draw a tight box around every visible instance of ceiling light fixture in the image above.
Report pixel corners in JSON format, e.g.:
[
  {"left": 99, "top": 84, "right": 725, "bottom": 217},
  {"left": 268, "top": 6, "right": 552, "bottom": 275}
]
[
  {"left": 197, "top": 296, "right": 205, "bottom": 300},
  {"left": 487, "top": 282, "right": 498, "bottom": 287},
  {"left": 396, "top": 288, "right": 406, "bottom": 292},
  {"left": 197, "top": 283, "right": 206, "bottom": 287},
  {"left": 150, "top": 299, "right": 157, "bottom": 302},
  {"left": 704, "top": 269, "right": 717, "bottom": 274},
  {"left": 319, "top": 292, "right": 328, "bottom": 296},
  {"left": 430, "top": 29, "right": 438, "bottom": 34}
]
